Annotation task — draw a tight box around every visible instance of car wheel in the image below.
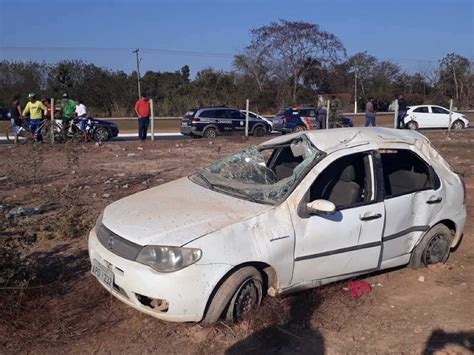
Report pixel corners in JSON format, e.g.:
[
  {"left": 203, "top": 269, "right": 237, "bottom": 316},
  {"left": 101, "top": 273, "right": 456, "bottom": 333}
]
[
  {"left": 406, "top": 121, "right": 418, "bottom": 130},
  {"left": 409, "top": 224, "right": 452, "bottom": 269},
  {"left": 94, "top": 127, "right": 110, "bottom": 142},
  {"left": 253, "top": 126, "right": 266, "bottom": 137},
  {"left": 203, "top": 127, "right": 217, "bottom": 139},
  {"left": 202, "top": 266, "right": 263, "bottom": 324},
  {"left": 293, "top": 125, "right": 305, "bottom": 133},
  {"left": 451, "top": 120, "right": 465, "bottom": 131}
]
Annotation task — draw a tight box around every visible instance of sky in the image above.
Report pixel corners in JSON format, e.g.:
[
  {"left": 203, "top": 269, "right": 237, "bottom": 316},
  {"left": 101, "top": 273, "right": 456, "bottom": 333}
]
[{"left": 1, "top": 0, "right": 473, "bottom": 76}]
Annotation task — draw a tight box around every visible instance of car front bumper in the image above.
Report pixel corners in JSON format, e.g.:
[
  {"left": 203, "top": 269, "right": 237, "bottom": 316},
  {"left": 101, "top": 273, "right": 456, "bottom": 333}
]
[{"left": 88, "top": 228, "right": 229, "bottom": 322}]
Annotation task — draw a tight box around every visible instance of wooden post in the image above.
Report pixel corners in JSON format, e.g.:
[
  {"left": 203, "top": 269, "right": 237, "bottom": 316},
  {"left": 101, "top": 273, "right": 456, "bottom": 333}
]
[
  {"left": 50, "top": 98, "right": 54, "bottom": 144},
  {"left": 394, "top": 99, "right": 399, "bottom": 129},
  {"left": 245, "top": 99, "right": 249, "bottom": 137},
  {"left": 447, "top": 98, "right": 453, "bottom": 138},
  {"left": 326, "top": 100, "right": 330, "bottom": 129},
  {"left": 150, "top": 99, "right": 154, "bottom": 141}
]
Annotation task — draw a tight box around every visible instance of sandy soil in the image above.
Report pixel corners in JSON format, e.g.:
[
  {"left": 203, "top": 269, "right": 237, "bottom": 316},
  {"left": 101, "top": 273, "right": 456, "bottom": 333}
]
[{"left": 0, "top": 131, "right": 472, "bottom": 354}]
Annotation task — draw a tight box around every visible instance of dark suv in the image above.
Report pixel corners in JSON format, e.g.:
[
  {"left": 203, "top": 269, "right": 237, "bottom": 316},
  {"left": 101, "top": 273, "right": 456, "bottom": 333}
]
[{"left": 181, "top": 107, "right": 272, "bottom": 138}]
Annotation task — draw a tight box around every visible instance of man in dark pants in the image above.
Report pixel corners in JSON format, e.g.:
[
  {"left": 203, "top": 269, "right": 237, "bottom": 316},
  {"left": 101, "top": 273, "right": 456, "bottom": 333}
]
[
  {"left": 134, "top": 94, "right": 151, "bottom": 141},
  {"left": 397, "top": 94, "right": 408, "bottom": 129},
  {"left": 365, "top": 98, "right": 376, "bottom": 126}
]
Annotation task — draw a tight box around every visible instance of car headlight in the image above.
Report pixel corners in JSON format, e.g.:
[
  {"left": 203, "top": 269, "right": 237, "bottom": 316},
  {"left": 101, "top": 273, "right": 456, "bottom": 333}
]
[{"left": 136, "top": 246, "right": 202, "bottom": 272}]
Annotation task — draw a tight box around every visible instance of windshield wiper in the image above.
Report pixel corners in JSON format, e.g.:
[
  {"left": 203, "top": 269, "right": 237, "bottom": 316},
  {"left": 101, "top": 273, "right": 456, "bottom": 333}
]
[
  {"left": 194, "top": 172, "right": 214, "bottom": 189},
  {"left": 211, "top": 183, "right": 259, "bottom": 203}
]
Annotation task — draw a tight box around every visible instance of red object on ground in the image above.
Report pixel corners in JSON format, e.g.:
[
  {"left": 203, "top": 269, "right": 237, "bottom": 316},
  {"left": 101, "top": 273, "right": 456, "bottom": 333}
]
[{"left": 348, "top": 281, "right": 372, "bottom": 298}]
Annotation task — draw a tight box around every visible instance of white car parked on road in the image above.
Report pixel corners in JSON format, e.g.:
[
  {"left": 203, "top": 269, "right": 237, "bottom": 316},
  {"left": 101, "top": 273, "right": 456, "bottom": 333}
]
[
  {"left": 404, "top": 105, "right": 469, "bottom": 130},
  {"left": 88, "top": 128, "right": 466, "bottom": 323},
  {"left": 240, "top": 109, "right": 273, "bottom": 129}
]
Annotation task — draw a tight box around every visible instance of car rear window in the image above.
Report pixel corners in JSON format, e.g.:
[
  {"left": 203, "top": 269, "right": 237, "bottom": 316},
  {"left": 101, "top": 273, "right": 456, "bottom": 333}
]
[{"left": 276, "top": 108, "right": 291, "bottom": 116}]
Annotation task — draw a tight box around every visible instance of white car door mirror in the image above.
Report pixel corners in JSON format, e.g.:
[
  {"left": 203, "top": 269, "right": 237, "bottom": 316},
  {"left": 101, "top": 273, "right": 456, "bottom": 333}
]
[{"left": 306, "top": 199, "right": 336, "bottom": 215}]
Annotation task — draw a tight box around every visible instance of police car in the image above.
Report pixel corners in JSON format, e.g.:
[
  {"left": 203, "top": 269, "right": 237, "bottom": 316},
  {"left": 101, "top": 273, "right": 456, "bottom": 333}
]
[{"left": 180, "top": 107, "right": 272, "bottom": 138}]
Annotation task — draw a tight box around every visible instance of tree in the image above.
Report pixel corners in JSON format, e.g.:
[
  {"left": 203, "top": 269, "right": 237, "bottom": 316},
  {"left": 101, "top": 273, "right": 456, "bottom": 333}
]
[
  {"left": 237, "top": 19, "right": 346, "bottom": 103},
  {"left": 438, "top": 53, "right": 472, "bottom": 106}
]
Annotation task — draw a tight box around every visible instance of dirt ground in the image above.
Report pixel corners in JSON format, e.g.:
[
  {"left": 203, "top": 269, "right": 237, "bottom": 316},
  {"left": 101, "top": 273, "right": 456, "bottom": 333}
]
[{"left": 0, "top": 130, "right": 473, "bottom": 354}]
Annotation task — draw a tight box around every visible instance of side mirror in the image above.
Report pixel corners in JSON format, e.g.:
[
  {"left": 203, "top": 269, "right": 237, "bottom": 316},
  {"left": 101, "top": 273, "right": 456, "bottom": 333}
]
[{"left": 306, "top": 199, "right": 336, "bottom": 215}]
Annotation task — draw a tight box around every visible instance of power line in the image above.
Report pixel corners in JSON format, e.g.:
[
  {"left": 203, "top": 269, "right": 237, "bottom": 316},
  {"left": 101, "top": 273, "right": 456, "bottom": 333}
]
[{"left": 0, "top": 46, "right": 235, "bottom": 59}]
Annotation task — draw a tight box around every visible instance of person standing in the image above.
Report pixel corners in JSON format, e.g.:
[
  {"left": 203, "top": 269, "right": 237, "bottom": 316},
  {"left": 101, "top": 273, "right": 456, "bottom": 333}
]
[
  {"left": 22, "top": 93, "right": 47, "bottom": 141},
  {"left": 134, "top": 93, "right": 151, "bottom": 141},
  {"left": 75, "top": 100, "right": 88, "bottom": 141},
  {"left": 397, "top": 94, "right": 408, "bottom": 129},
  {"left": 329, "top": 95, "right": 342, "bottom": 128},
  {"left": 365, "top": 97, "right": 376, "bottom": 127},
  {"left": 9, "top": 96, "right": 23, "bottom": 144},
  {"left": 60, "top": 93, "right": 77, "bottom": 131}
]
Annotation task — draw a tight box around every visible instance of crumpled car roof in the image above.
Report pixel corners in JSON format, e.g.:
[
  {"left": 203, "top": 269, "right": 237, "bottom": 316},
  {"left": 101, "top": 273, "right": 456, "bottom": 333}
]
[{"left": 262, "top": 127, "right": 429, "bottom": 152}]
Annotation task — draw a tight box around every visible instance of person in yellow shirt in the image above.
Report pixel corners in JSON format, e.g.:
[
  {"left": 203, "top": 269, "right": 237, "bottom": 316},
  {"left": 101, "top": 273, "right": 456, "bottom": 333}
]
[{"left": 22, "top": 93, "right": 47, "bottom": 141}]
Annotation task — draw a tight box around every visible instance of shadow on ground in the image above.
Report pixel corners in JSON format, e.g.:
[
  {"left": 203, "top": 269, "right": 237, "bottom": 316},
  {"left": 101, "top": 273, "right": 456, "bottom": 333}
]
[
  {"left": 226, "top": 290, "right": 325, "bottom": 354},
  {"left": 423, "top": 329, "right": 474, "bottom": 354}
]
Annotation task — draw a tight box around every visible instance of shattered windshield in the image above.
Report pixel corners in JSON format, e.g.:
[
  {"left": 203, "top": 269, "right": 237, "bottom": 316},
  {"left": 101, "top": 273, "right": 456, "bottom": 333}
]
[{"left": 189, "top": 136, "right": 322, "bottom": 204}]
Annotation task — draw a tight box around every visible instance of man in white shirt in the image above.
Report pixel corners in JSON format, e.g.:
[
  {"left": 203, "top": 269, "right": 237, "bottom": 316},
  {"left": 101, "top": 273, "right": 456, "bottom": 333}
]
[{"left": 75, "top": 100, "right": 88, "bottom": 141}]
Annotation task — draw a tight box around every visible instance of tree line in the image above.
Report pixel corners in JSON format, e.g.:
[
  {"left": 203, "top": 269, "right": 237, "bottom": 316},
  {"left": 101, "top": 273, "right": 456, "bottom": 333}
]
[{"left": 1, "top": 20, "right": 472, "bottom": 117}]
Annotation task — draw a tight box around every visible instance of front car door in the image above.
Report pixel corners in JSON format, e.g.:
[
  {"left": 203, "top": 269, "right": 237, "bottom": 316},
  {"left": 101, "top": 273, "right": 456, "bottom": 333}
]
[
  {"left": 430, "top": 106, "right": 450, "bottom": 128},
  {"left": 287, "top": 149, "right": 384, "bottom": 287},
  {"left": 379, "top": 147, "right": 444, "bottom": 268},
  {"left": 411, "top": 106, "right": 431, "bottom": 128}
]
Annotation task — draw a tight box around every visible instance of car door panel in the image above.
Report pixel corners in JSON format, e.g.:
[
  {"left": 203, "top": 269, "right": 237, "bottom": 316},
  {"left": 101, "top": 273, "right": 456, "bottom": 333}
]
[
  {"left": 289, "top": 151, "right": 384, "bottom": 285},
  {"left": 380, "top": 149, "right": 445, "bottom": 264},
  {"left": 292, "top": 202, "right": 384, "bottom": 284}
]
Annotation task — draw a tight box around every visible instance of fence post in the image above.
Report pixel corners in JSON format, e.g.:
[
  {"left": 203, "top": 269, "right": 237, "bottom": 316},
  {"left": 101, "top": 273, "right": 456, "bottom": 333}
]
[
  {"left": 150, "top": 99, "right": 154, "bottom": 141},
  {"left": 245, "top": 99, "right": 249, "bottom": 137},
  {"left": 394, "top": 99, "right": 399, "bottom": 129},
  {"left": 447, "top": 98, "right": 453, "bottom": 138},
  {"left": 50, "top": 98, "right": 54, "bottom": 144},
  {"left": 326, "top": 100, "right": 330, "bottom": 129}
]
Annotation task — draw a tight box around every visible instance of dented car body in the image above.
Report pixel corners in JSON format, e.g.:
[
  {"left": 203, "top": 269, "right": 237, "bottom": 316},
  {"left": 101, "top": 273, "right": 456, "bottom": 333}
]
[{"left": 88, "top": 127, "right": 466, "bottom": 323}]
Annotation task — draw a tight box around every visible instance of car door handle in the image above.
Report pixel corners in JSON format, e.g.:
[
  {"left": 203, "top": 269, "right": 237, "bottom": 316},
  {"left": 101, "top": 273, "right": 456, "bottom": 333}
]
[
  {"left": 359, "top": 213, "right": 382, "bottom": 221},
  {"left": 426, "top": 197, "right": 442, "bottom": 204}
]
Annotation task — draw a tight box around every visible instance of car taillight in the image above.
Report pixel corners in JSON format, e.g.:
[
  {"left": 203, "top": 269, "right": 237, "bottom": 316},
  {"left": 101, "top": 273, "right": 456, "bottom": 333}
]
[{"left": 191, "top": 117, "right": 200, "bottom": 123}]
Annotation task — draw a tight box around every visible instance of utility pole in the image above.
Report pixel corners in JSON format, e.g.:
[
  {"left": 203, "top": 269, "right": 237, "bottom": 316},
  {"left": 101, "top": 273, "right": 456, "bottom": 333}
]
[
  {"left": 354, "top": 71, "right": 358, "bottom": 114},
  {"left": 132, "top": 48, "right": 142, "bottom": 99}
]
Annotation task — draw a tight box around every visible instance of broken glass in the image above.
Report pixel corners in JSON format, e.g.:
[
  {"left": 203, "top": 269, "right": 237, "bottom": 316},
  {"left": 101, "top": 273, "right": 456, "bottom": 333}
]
[{"left": 189, "top": 136, "right": 322, "bottom": 205}]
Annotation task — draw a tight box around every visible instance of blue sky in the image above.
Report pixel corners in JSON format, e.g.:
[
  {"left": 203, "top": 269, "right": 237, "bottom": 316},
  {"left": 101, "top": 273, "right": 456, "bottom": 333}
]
[{"left": 1, "top": 0, "right": 473, "bottom": 76}]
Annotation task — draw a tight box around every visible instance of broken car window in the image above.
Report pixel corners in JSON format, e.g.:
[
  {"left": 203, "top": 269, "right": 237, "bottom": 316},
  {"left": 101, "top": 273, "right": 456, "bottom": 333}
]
[{"left": 190, "top": 136, "right": 321, "bottom": 204}]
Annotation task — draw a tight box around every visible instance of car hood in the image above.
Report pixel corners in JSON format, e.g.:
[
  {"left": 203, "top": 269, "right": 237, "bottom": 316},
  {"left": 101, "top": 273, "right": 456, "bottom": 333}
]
[{"left": 102, "top": 177, "right": 271, "bottom": 246}]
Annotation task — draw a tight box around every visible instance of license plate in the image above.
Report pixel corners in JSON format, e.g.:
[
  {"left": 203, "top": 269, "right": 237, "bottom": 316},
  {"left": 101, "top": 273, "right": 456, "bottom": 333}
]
[{"left": 91, "top": 259, "right": 114, "bottom": 288}]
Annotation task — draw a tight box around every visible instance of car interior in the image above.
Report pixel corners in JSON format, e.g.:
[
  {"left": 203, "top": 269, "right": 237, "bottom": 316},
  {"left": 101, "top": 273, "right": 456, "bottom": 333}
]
[
  {"left": 266, "top": 142, "right": 305, "bottom": 181},
  {"left": 381, "top": 150, "right": 433, "bottom": 197},
  {"left": 309, "top": 153, "right": 368, "bottom": 208}
]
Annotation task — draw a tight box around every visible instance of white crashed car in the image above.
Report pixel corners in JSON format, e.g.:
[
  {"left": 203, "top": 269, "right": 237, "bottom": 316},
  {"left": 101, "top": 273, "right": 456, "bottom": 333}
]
[
  {"left": 404, "top": 105, "right": 469, "bottom": 130},
  {"left": 88, "top": 128, "right": 466, "bottom": 323}
]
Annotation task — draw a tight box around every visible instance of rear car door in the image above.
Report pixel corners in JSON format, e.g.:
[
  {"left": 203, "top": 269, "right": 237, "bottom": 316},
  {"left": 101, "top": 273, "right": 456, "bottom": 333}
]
[
  {"left": 379, "top": 149, "right": 444, "bottom": 264},
  {"left": 290, "top": 151, "right": 384, "bottom": 285},
  {"left": 430, "top": 106, "right": 450, "bottom": 128},
  {"left": 228, "top": 109, "right": 246, "bottom": 132},
  {"left": 299, "top": 108, "right": 318, "bottom": 130},
  {"left": 411, "top": 106, "right": 431, "bottom": 128}
]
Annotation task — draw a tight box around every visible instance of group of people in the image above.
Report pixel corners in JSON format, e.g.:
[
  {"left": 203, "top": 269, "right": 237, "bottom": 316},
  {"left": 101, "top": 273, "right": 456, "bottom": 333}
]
[
  {"left": 9, "top": 93, "right": 89, "bottom": 143},
  {"left": 364, "top": 94, "right": 408, "bottom": 128}
]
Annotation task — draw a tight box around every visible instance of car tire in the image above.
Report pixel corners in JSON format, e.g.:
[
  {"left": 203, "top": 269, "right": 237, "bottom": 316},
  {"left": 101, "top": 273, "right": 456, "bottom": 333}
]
[
  {"left": 293, "top": 125, "right": 305, "bottom": 133},
  {"left": 451, "top": 120, "right": 465, "bottom": 131},
  {"left": 203, "top": 127, "right": 217, "bottom": 139},
  {"left": 202, "top": 266, "right": 263, "bottom": 325},
  {"left": 94, "top": 127, "right": 110, "bottom": 142},
  {"left": 406, "top": 121, "right": 418, "bottom": 130},
  {"left": 253, "top": 125, "right": 266, "bottom": 137},
  {"left": 409, "top": 224, "right": 452, "bottom": 269}
]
